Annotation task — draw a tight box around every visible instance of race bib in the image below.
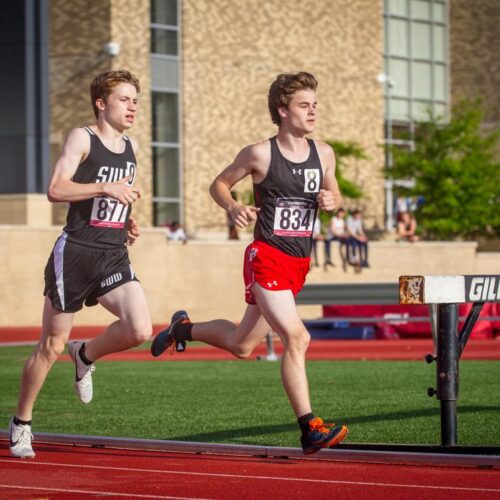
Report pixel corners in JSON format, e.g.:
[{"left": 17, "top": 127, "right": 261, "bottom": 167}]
[
  {"left": 273, "top": 198, "right": 315, "bottom": 237},
  {"left": 89, "top": 197, "right": 128, "bottom": 228},
  {"left": 89, "top": 162, "right": 135, "bottom": 228},
  {"left": 304, "top": 169, "right": 320, "bottom": 193}
]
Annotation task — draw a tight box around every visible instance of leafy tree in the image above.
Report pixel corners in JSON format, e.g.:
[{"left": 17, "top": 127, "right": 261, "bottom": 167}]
[
  {"left": 325, "top": 139, "right": 365, "bottom": 199},
  {"left": 388, "top": 100, "right": 500, "bottom": 240}
]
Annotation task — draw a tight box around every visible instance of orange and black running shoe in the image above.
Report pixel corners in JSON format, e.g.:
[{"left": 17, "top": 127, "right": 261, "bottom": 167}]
[
  {"left": 151, "top": 310, "right": 190, "bottom": 357},
  {"left": 301, "top": 417, "right": 348, "bottom": 455}
]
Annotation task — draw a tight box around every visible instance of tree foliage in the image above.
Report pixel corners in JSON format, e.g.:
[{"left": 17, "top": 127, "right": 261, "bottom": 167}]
[
  {"left": 325, "top": 139, "right": 365, "bottom": 199},
  {"left": 388, "top": 100, "right": 500, "bottom": 240}
]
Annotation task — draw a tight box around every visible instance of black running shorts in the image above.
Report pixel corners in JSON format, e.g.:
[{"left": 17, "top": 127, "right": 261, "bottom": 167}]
[{"left": 43, "top": 233, "right": 138, "bottom": 312}]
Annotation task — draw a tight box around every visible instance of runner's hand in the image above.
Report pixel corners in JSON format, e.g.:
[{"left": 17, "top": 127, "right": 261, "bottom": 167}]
[
  {"left": 228, "top": 205, "right": 260, "bottom": 228},
  {"left": 317, "top": 189, "right": 335, "bottom": 211},
  {"left": 126, "top": 216, "right": 140, "bottom": 246},
  {"left": 103, "top": 174, "right": 140, "bottom": 205}
]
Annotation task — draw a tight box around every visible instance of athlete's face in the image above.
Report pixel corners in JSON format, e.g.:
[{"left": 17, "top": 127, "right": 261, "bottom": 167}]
[
  {"left": 97, "top": 83, "right": 138, "bottom": 130},
  {"left": 279, "top": 89, "right": 317, "bottom": 134}
]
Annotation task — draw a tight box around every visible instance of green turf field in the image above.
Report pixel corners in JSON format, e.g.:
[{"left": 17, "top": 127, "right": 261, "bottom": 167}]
[{"left": 1, "top": 345, "right": 499, "bottom": 447}]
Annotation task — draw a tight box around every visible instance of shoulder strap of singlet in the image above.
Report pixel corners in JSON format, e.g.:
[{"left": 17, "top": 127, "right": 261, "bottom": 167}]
[{"left": 83, "top": 126, "right": 95, "bottom": 136}]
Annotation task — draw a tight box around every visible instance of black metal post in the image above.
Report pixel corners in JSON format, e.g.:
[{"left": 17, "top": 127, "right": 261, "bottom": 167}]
[{"left": 436, "top": 303, "right": 459, "bottom": 446}]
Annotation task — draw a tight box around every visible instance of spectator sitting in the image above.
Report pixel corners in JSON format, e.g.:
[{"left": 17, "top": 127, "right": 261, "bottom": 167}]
[
  {"left": 397, "top": 211, "right": 419, "bottom": 242},
  {"left": 346, "top": 209, "right": 369, "bottom": 269},
  {"left": 166, "top": 221, "right": 188, "bottom": 244},
  {"left": 325, "top": 208, "right": 350, "bottom": 271}
]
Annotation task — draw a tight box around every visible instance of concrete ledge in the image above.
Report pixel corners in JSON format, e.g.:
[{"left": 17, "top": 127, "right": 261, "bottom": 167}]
[{"left": 0, "top": 226, "right": 498, "bottom": 326}]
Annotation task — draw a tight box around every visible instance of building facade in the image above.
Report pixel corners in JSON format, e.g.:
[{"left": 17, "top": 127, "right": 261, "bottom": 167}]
[{"left": 1, "top": 0, "right": 498, "bottom": 235}]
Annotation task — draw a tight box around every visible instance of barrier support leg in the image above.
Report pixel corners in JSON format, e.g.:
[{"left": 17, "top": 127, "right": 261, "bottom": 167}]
[{"left": 436, "top": 303, "right": 459, "bottom": 446}]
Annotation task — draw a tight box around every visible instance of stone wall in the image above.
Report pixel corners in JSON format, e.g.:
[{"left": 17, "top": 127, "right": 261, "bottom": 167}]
[
  {"left": 181, "top": 0, "right": 386, "bottom": 233},
  {"left": 450, "top": 0, "right": 500, "bottom": 125},
  {"left": 1, "top": 226, "right": 497, "bottom": 327}
]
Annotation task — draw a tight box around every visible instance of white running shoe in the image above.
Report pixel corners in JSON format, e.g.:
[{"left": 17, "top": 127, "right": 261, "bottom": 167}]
[
  {"left": 9, "top": 417, "right": 35, "bottom": 458},
  {"left": 68, "top": 341, "right": 95, "bottom": 404}
]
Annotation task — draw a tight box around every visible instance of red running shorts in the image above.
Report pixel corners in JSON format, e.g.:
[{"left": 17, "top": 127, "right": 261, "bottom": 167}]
[{"left": 243, "top": 240, "right": 311, "bottom": 305}]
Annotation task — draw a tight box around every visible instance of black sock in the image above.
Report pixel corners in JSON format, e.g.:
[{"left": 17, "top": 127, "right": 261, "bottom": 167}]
[
  {"left": 78, "top": 343, "right": 93, "bottom": 365},
  {"left": 298, "top": 413, "right": 315, "bottom": 435},
  {"left": 175, "top": 322, "right": 193, "bottom": 342},
  {"left": 13, "top": 416, "right": 32, "bottom": 426}
]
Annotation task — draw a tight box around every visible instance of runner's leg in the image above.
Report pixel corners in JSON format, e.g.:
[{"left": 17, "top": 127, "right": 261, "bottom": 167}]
[
  {"left": 84, "top": 281, "right": 152, "bottom": 361},
  {"left": 192, "top": 304, "right": 271, "bottom": 359},
  {"left": 252, "top": 283, "right": 312, "bottom": 417},
  {"left": 15, "top": 297, "right": 74, "bottom": 420}
]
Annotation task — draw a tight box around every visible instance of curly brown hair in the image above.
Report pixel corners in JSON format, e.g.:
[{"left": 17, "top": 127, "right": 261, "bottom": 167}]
[
  {"left": 90, "top": 70, "right": 141, "bottom": 118},
  {"left": 268, "top": 72, "right": 318, "bottom": 125}
]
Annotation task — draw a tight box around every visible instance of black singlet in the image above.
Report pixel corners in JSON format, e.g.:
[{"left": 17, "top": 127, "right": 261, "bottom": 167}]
[
  {"left": 63, "top": 127, "right": 137, "bottom": 248},
  {"left": 253, "top": 136, "right": 323, "bottom": 258}
]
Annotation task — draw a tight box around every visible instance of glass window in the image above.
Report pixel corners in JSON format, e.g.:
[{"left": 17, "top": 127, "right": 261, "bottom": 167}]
[
  {"left": 433, "top": 25, "right": 445, "bottom": 61},
  {"left": 413, "top": 101, "right": 433, "bottom": 121},
  {"left": 153, "top": 147, "right": 180, "bottom": 198},
  {"left": 152, "top": 57, "right": 179, "bottom": 89},
  {"left": 151, "top": 0, "right": 177, "bottom": 25},
  {"left": 151, "top": 27, "right": 178, "bottom": 55},
  {"left": 412, "top": 22, "right": 431, "bottom": 59},
  {"left": 153, "top": 92, "right": 179, "bottom": 143},
  {"left": 154, "top": 202, "right": 180, "bottom": 226},
  {"left": 411, "top": 0, "right": 431, "bottom": 20},
  {"left": 390, "top": 59, "right": 409, "bottom": 97},
  {"left": 388, "top": 0, "right": 407, "bottom": 17},
  {"left": 412, "top": 62, "right": 432, "bottom": 99},
  {"left": 433, "top": 102, "right": 447, "bottom": 119},
  {"left": 433, "top": 2, "right": 445, "bottom": 22},
  {"left": 390, "top": 98, "right": 410, "bottom": 122},
  {"left": 389, "top": 18, "right": 408, "bottom": 57},
  {"left": 434, "top": 64, "right": 446, "bottom": 100}
]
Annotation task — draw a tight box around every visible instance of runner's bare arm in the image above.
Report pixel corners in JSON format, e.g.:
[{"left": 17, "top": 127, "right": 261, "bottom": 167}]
[
  {"left": 47, "top": 128, "right": 139, "bottom": 205},
  {"left": 209, "top": 142, "right": 269, "bottom": 228},
  {"left": 316, "top": 141, "right": 343, "bottom": 211}
]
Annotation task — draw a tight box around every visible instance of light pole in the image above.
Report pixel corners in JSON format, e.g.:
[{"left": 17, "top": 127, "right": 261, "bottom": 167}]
[{"left": 377, "top": 73, "right": 395, "bottom": 232}]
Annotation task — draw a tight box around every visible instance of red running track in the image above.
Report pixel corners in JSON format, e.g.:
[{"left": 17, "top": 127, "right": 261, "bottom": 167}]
[
  {"left": 0, "top": 442, "right": 499, "bottom": 499},
  {"left": 1, "top": 325, "right": 500, "bottom": 361}
]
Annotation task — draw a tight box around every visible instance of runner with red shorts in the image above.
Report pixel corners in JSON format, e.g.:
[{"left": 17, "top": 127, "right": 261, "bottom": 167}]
[{"left": 151, "top": 72, "right": 347, "bottom": 454}]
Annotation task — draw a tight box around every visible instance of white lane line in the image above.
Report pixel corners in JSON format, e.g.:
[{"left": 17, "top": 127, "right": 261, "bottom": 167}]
[
  {"left": 0, "top": 459, "right": 498, "bottom": 493},
  {"left": 0, "top": 484, "right": 210, "bottom": 499}
]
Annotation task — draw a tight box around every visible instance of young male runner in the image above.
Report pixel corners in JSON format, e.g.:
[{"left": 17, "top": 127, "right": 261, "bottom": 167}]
[
  {"left": 9, "top": 70, "right": 152, "bottom": 458},
  {"left": 152, "top": 72, "right": 348, "bottom": 454}
]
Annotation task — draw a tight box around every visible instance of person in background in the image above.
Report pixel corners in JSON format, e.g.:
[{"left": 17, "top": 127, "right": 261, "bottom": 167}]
[
  {"left": 346, "top": 209, "right": 369, "bottom": 268},
  {"left": 325, "top": 207, "right": 350, "bottom": 271},
  {"left": 397, "top": 211, "right": 419, "bottom": 242},
  {"left": 166, "top": 221, "right": 188, "bottom": 244}
]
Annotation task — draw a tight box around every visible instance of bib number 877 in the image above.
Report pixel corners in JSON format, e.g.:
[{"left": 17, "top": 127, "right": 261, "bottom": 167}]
[{"left": 89, "top": 197, "right": 128, "bottom": 228}]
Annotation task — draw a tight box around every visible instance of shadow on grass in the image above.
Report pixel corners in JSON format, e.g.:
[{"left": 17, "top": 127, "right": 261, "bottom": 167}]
[{"left": 167, "top": 405, "right": 499, "bottom": 442}]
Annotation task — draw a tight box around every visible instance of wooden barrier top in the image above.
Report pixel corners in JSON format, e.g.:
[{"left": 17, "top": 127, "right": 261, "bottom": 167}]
[{"left": 399, "top": 275, "right": 500, "bottom": 305}]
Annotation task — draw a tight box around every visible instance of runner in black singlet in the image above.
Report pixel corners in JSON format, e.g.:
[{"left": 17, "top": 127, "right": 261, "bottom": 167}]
[
  {"left": 151, "top": 72, "right": 348, "bottom": 455},
  {"left": 9, "top": 70, "right": 152, "bottom": 459}
]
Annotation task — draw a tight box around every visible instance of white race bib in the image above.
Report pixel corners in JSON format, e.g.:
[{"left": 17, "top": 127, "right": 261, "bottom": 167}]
[
  {"left": 89, "top": 197, "right": 128, "bottom": 228},
  {"left": 273, "top": 198, "right": 315, "bottom": 237}
]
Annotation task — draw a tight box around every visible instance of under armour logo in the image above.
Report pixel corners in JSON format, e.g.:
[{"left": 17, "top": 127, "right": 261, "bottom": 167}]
[
  {"left": 292, "top": 168, "right": 303, "bottom": 175},
  {"left": 267, "top": 281, "right": 278, "bottom": 287}
]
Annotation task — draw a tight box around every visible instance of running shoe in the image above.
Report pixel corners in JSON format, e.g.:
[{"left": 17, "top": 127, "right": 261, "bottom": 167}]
[
  {"left": 150, "top": 310, "right": 190, "bottom": 357},
  {"left": 9, "top": 417, "right": 35, "bottom": 458},
  {"left": 68, "top": 341, "right": 95, "bottom": 404},
  {"left": 301, "top": 417, "right": 348, "bottom": 455}
]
